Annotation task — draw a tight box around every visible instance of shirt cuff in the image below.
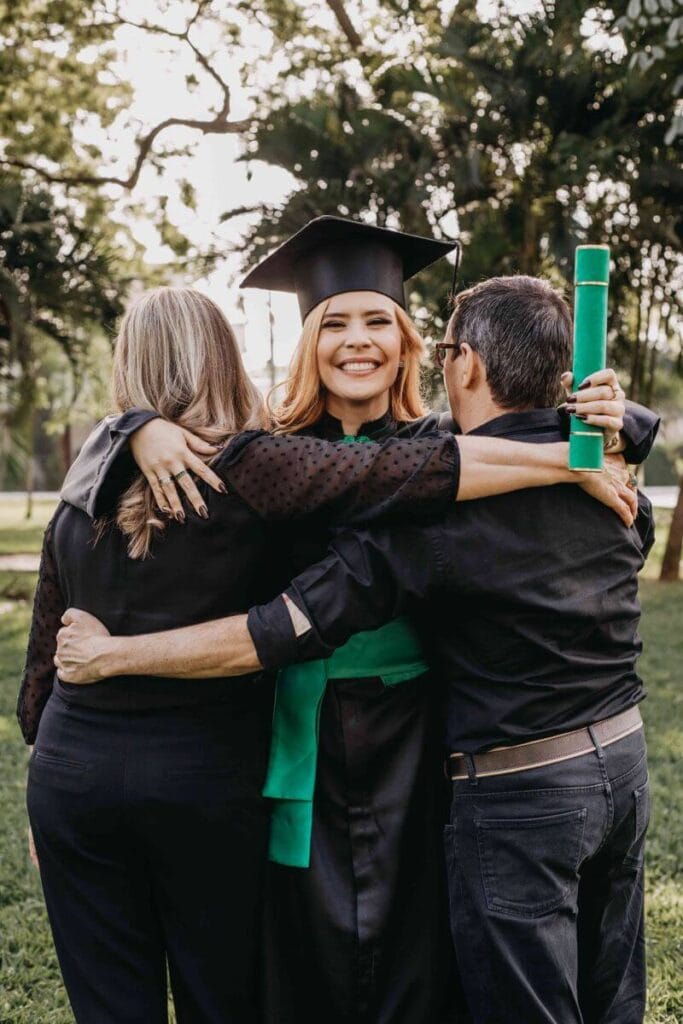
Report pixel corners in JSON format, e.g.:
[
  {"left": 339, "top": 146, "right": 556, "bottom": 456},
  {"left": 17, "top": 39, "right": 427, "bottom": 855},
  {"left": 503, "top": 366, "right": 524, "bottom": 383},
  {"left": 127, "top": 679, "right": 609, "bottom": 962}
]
[
  {"left": 247, "top": 588, "right": 336, "bottom": 670},
  {"left": 247, "top": 595, "right": 298, "bottom": 670},
  {"left": 109, "top": 409, "right": 160, "bottom": 438}
]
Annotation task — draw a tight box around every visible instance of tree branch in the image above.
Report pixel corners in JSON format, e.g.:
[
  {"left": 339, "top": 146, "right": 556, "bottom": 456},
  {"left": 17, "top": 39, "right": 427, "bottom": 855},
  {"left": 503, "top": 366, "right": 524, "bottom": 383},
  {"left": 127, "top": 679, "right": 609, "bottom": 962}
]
[
  {"left": 1, "top": 2, "right": 251, "bottom": 191},
  {"left": 325, "top": 0, "right": 363, "bottom": 50},
  {"left": 1, "top": 110, "right": 252, "bottom": 190}
]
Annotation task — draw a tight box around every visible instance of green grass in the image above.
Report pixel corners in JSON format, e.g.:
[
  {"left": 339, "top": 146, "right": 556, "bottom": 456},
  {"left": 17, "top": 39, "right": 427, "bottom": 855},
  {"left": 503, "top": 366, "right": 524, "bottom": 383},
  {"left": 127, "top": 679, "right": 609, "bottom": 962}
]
[
  {"left": 0, "top": 500, "right": 57, "bottom": 556},
  {"left": 0, "top": 513, "right": 681, "bottom": 1021}
]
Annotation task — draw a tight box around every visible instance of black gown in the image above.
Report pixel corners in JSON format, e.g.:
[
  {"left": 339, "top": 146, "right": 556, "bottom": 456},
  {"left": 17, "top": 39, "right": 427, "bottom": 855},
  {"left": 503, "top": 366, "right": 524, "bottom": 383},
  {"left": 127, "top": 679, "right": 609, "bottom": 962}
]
[{"left": 261, "top": 411, "right": 462, "bottom": 1024}]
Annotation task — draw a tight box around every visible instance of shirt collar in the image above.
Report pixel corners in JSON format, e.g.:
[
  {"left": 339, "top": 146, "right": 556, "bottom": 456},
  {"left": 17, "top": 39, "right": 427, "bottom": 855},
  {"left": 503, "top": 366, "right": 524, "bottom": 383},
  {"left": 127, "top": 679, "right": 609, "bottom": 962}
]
[{"left": 467, "top": 408, "right": 562, "bottom": 439}]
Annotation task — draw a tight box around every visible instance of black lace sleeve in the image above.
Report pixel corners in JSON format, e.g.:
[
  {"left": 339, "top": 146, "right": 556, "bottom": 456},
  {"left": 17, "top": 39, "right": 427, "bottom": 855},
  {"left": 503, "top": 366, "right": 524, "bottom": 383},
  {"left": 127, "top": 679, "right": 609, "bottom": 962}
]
[
  {"left": 216, "top": 430, "right": 460, "bottom": 523},
  {"left": 17, "top": 518, "right": 66, "bottom": 744}
]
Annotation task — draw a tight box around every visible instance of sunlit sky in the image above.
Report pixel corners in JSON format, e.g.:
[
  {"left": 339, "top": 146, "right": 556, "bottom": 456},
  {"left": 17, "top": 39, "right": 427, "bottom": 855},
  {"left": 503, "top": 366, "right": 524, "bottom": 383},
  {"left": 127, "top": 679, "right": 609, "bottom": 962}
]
[
  {"left": 91, "top": 0, "right": 622, "bottom": 374},
  {"left": 95, "top": 2, "right": 306, "bottom": 374}
]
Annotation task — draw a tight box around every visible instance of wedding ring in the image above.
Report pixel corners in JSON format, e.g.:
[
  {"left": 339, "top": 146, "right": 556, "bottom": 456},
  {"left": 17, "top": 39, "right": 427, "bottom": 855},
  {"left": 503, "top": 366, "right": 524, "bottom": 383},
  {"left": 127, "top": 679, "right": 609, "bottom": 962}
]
[
  {"left": 172, "top": 470, "right": 188, "bottom": 481},
  {"left": 157, "top": 475, "right": 173, "bottom": 485}
]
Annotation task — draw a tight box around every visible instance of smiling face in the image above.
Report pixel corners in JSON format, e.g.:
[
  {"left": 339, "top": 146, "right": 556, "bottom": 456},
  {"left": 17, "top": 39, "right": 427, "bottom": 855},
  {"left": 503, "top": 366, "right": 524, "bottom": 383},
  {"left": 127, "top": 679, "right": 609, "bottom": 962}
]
[{"left": 316, "top": 291, "right": 403, "bottom": 409}]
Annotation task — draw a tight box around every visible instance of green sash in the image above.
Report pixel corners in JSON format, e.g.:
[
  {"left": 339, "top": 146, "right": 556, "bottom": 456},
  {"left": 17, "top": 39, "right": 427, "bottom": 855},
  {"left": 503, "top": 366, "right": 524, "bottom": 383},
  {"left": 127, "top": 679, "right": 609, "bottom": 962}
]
[{"left": 262, "top": 433, "right": 429, "bottom": 868}]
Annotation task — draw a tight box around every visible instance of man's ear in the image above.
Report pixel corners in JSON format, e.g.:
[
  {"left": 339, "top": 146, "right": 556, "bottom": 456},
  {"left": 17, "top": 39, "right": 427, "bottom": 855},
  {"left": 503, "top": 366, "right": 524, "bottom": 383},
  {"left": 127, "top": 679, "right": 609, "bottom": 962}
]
[{"left": 458, "top": 343, "right": 479, "bottom": 390}]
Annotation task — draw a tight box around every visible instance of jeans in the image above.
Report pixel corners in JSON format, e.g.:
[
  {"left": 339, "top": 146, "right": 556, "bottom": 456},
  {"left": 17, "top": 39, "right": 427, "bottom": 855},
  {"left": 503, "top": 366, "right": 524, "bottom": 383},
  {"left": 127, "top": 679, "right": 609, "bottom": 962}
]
[{"left": 444, "top": 725, "right": 649, "bottom": 1024}]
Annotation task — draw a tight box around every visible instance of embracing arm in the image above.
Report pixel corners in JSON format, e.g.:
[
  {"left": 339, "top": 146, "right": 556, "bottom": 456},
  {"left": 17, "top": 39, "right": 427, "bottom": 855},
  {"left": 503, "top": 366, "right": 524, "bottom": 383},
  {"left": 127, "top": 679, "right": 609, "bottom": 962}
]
[
  {"left": 60, "top": 409, "right": 223, "bottom": 519},
  {"left": 17, "top": 515, "right": 67, "bottom": 743},
  {"left": 54, "top": 525, "right": 432, "bottom": 684},
  {"left": 217, "top": 433, "right": 636, "bottom": 525}
]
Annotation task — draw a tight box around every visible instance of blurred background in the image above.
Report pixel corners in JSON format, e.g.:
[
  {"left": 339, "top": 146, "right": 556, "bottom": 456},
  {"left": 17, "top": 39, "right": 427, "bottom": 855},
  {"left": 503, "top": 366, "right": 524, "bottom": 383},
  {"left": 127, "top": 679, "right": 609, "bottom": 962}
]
[{"left": 0, "top": 2, "right": 681, "bottom": 1021}]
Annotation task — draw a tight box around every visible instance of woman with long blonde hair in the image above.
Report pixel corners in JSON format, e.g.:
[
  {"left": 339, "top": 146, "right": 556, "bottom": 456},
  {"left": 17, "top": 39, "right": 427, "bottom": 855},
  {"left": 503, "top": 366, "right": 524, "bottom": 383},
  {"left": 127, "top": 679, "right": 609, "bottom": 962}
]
[{"left": 20, "top": 287, "right": 279, "bottom": 1023}]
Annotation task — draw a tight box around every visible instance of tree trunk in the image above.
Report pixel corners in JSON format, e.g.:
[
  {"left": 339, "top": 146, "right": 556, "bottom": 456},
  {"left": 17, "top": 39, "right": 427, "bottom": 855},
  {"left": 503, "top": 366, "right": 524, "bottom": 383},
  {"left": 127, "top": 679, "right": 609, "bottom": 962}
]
[
  {"left": 61, "top": 423, "right": 72, "bottom": 472},
  {"left": 24, "top": 409, "right": 35, "bottom": 521},
  {"left": 629, "top": 286, "right": 644, "bottom": 401},
  {"left": 519, "top": 200, "right": 537, "bottom": 275},
  {"left": 660, "top": 477, "right": 683, "bottom": 582}
]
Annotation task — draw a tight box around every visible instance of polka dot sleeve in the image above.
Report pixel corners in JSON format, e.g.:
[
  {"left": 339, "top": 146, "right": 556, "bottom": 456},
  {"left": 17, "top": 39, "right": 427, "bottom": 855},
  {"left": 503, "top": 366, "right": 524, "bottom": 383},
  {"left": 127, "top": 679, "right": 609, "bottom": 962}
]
[
  {"left": 216, "top": 430, "right": 460, "bottom": 523},
  {"left": 16, "top": 519, "right": 66, "bottom": 744}
]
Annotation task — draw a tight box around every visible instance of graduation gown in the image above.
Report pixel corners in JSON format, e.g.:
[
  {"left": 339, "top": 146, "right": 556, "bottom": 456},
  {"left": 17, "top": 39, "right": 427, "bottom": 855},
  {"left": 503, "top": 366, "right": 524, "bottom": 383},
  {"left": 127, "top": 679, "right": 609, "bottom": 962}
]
[{"left": 261, "top": 410, "right": 462, "bottom": 1024}]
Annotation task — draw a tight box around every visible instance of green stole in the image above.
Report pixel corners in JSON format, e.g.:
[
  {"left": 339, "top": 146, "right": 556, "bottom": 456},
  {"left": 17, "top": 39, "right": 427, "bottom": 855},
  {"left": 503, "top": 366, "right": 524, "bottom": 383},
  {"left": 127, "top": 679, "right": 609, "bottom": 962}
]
[{"left": 262, "top": 434, "right": 430, "bottom": 868}]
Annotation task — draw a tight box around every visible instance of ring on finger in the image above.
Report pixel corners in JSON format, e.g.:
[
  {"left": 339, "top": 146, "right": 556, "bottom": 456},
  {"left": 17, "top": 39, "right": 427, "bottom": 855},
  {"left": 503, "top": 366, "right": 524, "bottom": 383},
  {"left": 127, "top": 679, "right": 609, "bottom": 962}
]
[
  {"left": 627, "top": 472, "right": 638, "bottom": 490},
  {"left": 157, "top": 475, "right": 173, "bottom": 485},
  {"left": 172, "top": 470, "right": 189, "bottom": 481}
]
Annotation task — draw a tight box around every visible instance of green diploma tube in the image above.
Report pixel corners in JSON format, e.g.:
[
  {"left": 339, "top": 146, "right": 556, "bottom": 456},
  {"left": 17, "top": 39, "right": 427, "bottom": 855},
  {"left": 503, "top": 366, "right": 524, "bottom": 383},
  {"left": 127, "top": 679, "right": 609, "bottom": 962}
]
[{"left": 569, "top": 244, "right": 610, "bottom": 471}]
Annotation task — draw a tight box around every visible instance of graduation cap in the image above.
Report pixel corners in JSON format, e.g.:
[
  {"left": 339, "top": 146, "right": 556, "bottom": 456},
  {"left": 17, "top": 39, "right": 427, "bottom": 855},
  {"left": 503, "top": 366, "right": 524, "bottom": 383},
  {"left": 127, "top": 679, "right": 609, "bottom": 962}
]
[{"left": 241, "top": 216, "right": 459, "bottom": 321}]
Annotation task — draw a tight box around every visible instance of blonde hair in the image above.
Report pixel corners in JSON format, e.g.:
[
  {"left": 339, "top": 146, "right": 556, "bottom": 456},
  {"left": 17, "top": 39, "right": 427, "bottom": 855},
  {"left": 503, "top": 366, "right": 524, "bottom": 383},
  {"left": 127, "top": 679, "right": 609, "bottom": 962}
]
[
  {"left": 110, "top": 286, "right": 267, "bottom": 559},
  {"left": 270, "top": 297, "right": 428, "bottom": 433}
]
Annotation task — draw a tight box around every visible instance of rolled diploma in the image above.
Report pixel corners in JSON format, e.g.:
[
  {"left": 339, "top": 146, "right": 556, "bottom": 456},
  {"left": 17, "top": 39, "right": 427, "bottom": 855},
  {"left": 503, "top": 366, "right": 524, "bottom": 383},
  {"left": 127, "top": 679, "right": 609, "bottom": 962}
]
[{"left": 569, "top": 244, "right": 610, "bottom": 471}]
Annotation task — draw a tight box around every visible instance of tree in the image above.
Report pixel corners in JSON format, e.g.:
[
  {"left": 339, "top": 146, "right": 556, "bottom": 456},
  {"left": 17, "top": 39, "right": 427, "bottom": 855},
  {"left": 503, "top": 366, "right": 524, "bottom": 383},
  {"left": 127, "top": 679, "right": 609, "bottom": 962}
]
[
  {"left": 236, "top": 0, "right": 682, "bottom": 394},
  {"left": 0, "top": 0, "right": 279, "bottom": 493},
  {"left": 0, "top": 0, "right": 252, "bottom": 191},
  {"left": 0, "top": 175, "right": 139, "bottom": 503}
]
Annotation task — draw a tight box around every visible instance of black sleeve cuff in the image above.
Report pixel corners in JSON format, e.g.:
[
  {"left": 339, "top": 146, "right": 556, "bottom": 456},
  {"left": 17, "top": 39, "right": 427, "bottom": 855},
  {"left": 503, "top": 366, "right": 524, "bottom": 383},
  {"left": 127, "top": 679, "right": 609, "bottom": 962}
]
[
  {"left": 247, "top": 588, "right": 336, "bottom": 671},
  {"left": 112, "top": 409, "right": 160, "bottom": 437},
  {"left": 60, "top": 410, "right": 160, "bottom": 519},
  {"left": 621, "top": 401, "right": 661, "bottom": 465}
]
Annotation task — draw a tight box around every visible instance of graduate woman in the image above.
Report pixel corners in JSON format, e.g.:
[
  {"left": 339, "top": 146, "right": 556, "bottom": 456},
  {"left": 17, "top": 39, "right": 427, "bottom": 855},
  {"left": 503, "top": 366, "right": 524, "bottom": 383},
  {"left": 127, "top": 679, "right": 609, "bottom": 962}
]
[{"left": 51, "top": 219, "right": 654, "bottom": 1023}]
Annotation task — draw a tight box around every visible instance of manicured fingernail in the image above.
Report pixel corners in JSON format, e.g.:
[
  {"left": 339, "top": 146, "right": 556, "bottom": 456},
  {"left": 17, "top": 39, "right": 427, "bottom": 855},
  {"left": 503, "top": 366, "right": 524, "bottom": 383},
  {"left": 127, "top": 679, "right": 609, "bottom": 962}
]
[
  {"left": 218, "top": 482, "right": 228, "bottom": 494},
  {"left": 161, "top": 506, "right": 171, "bottom": 514},
  {"left": 567, "top": 393, "right": 577, "bottom": 403},
  {"left": 198, "top": 505, "right": 208, "bottom": 519},
  {"left": 212, "top": 442, "right": 224, "bottom": 449},
  {"left": 578, "top": 380, "right": 592, "bottom": 390},
  {"left": 566, "top": 405, "right": 577, "bottom": 414},
  {"left": 175, "top": 511, "right": 185, "bottom": 522}
]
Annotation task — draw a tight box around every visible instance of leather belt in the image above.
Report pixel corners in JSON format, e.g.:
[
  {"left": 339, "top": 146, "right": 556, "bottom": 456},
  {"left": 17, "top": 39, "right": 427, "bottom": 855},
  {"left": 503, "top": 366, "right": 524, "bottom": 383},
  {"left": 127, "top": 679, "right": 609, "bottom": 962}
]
[{"left": 446, "top": 706, "right": 643, "bottom": 781}]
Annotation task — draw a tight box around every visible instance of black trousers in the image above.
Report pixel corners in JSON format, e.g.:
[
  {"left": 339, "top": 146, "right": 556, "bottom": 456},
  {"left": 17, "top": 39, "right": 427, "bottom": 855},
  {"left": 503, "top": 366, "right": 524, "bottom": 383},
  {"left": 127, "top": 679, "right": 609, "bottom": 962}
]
[
  {"left": 444, "top": 725, "right": 649, "bottom": 1024},
  {"left": 27, "top": 687, "right": 271, "bottom": 1024}
]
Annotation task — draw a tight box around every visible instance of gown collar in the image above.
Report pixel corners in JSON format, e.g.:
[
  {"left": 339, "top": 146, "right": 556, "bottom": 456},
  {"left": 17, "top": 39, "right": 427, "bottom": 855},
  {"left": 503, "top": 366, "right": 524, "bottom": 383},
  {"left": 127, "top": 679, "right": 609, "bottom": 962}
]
[{"left": 315, "top": 408, "right": 397, "bottom": 441}]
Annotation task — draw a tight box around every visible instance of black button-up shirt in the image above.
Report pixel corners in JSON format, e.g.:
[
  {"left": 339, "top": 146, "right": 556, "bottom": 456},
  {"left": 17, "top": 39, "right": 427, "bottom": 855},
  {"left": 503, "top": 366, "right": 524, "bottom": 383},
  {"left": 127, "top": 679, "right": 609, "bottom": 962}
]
[{"left": 249, "top": 410, "right": 655, "bottom": 753}]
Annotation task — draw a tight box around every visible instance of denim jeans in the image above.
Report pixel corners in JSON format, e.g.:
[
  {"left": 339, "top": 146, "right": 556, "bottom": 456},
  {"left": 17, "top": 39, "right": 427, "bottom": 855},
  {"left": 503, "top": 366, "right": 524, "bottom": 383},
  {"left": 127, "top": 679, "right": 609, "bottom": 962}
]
[{"left": 444, "top": 725, "right": 649, "bottom": 1024}]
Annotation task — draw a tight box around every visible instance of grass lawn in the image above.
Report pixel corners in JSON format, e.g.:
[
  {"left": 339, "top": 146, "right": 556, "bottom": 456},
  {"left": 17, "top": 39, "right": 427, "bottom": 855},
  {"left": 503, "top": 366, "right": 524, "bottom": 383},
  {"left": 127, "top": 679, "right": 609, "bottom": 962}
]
[
  {"left": 0, "top": 506, "right": 681, "bottom": 1021},
  {"left": 0, "top": 501, "right": 57, "bottom": 556}
]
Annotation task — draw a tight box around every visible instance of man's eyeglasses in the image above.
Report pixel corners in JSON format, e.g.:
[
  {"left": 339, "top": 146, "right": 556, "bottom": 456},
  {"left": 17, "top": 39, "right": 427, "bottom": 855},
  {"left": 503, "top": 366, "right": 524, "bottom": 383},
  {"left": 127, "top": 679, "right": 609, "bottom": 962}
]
[{"left": 433, "top": 342, "right": 460, "bottom": 368}]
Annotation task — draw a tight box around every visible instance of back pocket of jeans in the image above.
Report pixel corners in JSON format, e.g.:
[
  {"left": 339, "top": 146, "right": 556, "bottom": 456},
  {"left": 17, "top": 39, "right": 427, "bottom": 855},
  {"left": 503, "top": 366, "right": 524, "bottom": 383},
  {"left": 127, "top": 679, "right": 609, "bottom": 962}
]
[
  {"left": 476, "top": 807, "right": 587, "bottom": 918},
  {"left": 625, "top": 778, "right": 650, "bottom": 867}
]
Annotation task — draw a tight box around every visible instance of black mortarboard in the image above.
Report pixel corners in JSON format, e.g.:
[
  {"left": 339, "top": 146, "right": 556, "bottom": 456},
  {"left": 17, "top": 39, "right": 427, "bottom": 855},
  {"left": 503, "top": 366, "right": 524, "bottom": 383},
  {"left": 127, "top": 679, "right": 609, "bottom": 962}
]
[{"left": 241, "top": 216, "right": 459, "bottom": 320}]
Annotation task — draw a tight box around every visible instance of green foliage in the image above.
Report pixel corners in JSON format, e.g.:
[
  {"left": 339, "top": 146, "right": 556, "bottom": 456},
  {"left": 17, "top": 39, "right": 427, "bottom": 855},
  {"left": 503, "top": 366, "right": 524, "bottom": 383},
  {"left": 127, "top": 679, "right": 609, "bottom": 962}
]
[
  {"left": 0, "top": 174, "right": 138, "bottom": 486},
  {"left": 0, "top": 0, "right": 129, "bottom": 177}
]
